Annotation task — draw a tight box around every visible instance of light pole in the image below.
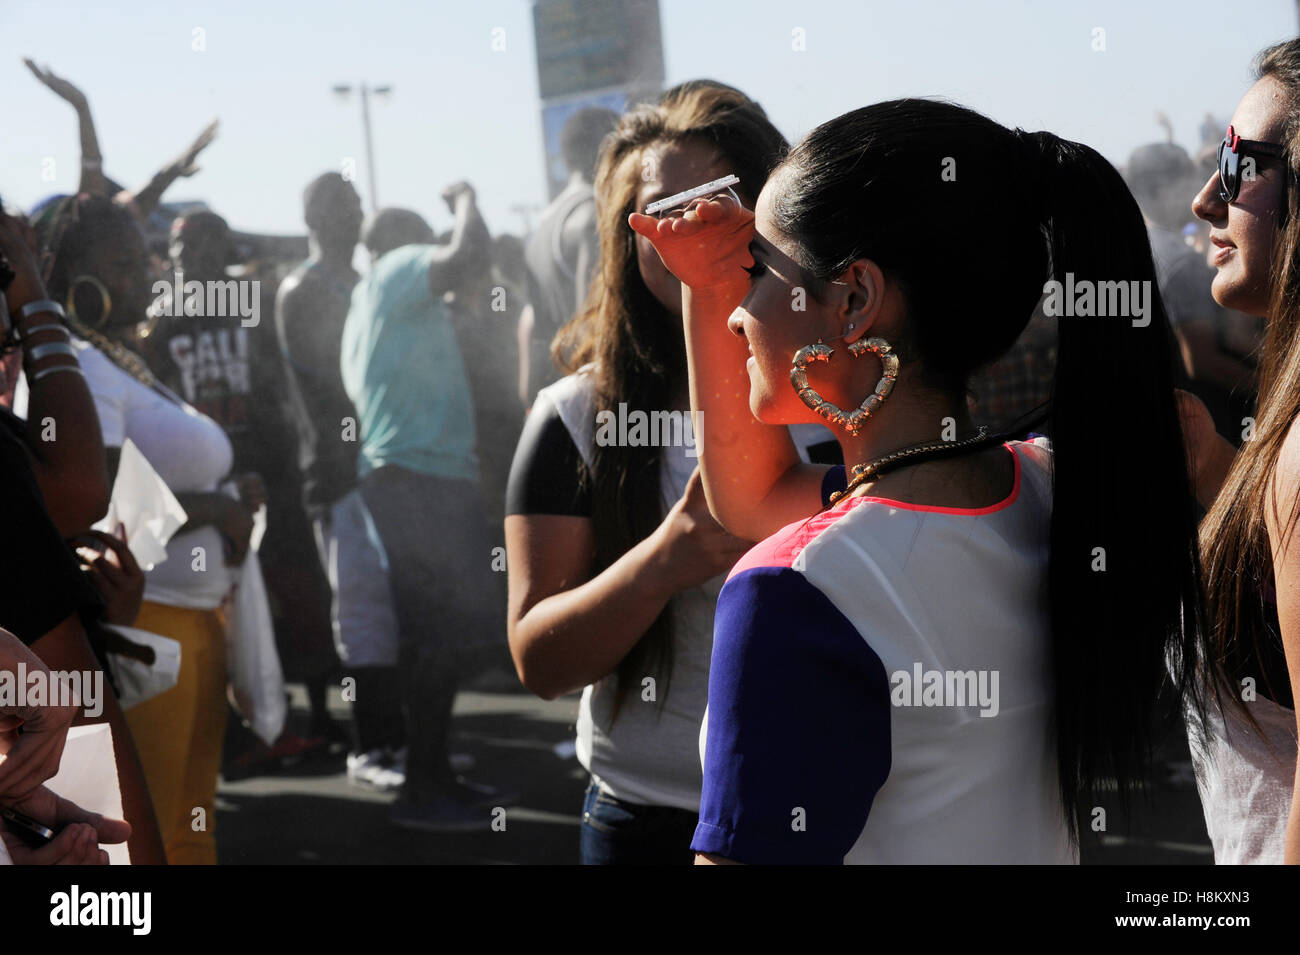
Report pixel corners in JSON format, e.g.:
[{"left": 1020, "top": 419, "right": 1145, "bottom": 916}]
[{"left": 332, "top": 82, "right": 392, "bottom": 211}]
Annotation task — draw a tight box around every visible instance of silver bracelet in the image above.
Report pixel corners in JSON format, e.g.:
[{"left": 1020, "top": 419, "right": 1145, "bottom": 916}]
[
  {"left": 17, "top": 300, "right": 65, "bottom": 321},
  {"left": 29, "top": 363, "right": 85, "bottom": 383},
  {"left": 27, "top": 342, "right": 78, "bottom": 363},
  {"left": 18, "top": 322, "right": 70, "bottom": 341}
]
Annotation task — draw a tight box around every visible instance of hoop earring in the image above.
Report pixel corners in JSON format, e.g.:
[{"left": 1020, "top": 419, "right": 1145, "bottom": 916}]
[
  {"left": 789, "top": 336, "right": 899, "bottom": 436},
  {"left": 66, "top": 275, "right": 113, "bottom": 329}
]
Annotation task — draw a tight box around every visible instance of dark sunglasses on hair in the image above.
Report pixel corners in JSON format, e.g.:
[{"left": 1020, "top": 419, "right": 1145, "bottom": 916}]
[{"left": 1218, "top": 124, "right": 1287, "bottom": 202}]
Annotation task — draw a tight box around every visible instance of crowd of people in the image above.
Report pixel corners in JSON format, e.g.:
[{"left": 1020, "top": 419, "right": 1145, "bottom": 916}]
[{"left": 0, "top": 33, "right": 1297, "bottom": 866}]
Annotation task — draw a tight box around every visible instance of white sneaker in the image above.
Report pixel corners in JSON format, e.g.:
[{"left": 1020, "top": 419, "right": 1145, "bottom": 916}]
[
  {"left": 386, "top": 746, "right": 474, "bottom": 774},
  {"left": 353, "top": 748, "right": 475, "bottom": 784},
  {"left": 347, "top": 749, "right": 406, "bottom": 791}
]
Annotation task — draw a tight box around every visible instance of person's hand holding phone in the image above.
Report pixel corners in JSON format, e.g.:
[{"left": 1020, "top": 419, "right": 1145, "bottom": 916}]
[
  {"left": 0, "top": 631, "right": 78, "bottom": 803},
  {"left": 1, "top": 788, "right": 131, "bottom": 865},
  {"left": 0, "top": 630, "right": 130, "bottom": 864}
]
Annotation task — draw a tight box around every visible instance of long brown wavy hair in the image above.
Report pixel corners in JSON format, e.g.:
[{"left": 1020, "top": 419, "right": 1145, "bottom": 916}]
[
  {"left": 1200, "top": 39, "right": 1300, "bottom": 726},
  {"left": 552, "top": 82, "right": 788, "bottom": 717}
]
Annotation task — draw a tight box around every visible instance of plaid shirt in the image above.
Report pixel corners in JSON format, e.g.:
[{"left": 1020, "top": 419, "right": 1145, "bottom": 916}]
[{"left": 967, "top": 309, "right": 1056, "bottom": 429}]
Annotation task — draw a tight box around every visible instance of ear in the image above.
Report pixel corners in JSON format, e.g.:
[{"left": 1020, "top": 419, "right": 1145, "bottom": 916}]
[{"left": 837, "top": 259, "right": 885, "bottom": 343}]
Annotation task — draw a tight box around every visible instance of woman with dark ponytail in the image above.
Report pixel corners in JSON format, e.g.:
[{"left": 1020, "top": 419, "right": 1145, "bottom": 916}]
[{"left": 630, "top": 98, "right": 1209, "bottom": 863}]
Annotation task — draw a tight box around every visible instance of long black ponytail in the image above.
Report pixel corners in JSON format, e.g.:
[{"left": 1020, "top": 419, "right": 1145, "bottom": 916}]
[
  {"left": 773, "top": 99, "right": 1210, "bottom": 841},
  {"left": 1023, "top": 130, "right": 1209, "bottom": 839}
]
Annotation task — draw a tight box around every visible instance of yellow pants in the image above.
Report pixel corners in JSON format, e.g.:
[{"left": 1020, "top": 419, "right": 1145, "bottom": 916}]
[{"left": 124, "top": 600, "right": 227, "bottom": 865}]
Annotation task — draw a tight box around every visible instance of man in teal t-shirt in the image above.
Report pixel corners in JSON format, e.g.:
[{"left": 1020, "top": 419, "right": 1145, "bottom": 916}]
[
  {"left": 342, "top": 235, "right": 478, "bottom": 482},
  {"left": 340, "top": 186, "right": 515, "bottom": 831}
]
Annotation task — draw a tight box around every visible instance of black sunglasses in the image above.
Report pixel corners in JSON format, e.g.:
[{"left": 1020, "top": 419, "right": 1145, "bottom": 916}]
[{"left": 1218, "top": 124, "right": 1287, "bottom": 202}]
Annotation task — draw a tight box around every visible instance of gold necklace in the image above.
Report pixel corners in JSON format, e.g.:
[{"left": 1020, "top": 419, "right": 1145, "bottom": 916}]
[
  {"left": 829, "top": 426, "right": 992, "bottom": 504},
  {"left": 62, "top": 311, "right": 157, "bottom": 389}
]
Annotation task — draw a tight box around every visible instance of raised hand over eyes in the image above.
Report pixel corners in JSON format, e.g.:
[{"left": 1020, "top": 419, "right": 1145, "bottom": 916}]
[{"left": 628, "top": 192, "right": 756, "bottom": 294}]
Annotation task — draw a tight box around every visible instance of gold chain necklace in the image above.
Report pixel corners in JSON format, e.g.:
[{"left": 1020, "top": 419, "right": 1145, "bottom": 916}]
[
  {"left": 829, "top": 426, "right": 992, "bottom": 504},
  {"left": 62, "top": 311, "right": 158, "bottom": 389}
]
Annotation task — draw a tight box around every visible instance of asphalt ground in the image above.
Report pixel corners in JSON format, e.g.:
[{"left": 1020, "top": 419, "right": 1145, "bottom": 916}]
[{"left": 213, "top": 671, "right": 1213, "bottom": 865}]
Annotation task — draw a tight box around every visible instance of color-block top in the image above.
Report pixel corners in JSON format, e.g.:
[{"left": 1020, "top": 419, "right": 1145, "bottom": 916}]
[{"left": 691, "top": 437, "right": 1078, "bottom": 864}]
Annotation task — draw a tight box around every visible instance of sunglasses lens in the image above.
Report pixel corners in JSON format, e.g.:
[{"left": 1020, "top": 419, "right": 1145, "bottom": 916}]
[{"left": 1218, "top": 141, "right": 1237, "bottom": 202}]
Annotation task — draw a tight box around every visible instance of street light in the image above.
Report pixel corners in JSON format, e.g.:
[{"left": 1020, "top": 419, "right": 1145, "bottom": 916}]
[{"left": 332, "top": 82, "right": 392, "bottom": 211}]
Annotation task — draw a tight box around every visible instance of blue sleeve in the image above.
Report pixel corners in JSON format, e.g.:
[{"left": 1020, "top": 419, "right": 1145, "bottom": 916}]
[
  {"left": 691, "top": 566, "right": 892, "bottom": 864},
  {"left": 821, "top": 465, "right": 847, "bottom": 506}
]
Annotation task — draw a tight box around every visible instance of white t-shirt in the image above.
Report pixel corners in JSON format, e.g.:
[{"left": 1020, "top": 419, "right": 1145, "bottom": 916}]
[
  {"left": 18, "top": 338, "right": 235, "bottom": 609},
  {"left": 536, "top": 368, "right": 835, "bottom": 812},
  {"left": 692, "top": 437, "right": 1078, "bottom": 863},
  {"left": 1187, "top": 692, "right": 1297, "bottom": 864}
]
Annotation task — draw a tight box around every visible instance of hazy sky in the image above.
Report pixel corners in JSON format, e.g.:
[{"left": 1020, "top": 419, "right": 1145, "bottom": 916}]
[{"left": 4, "top": 0, "right": 1297, "bottom": 239}]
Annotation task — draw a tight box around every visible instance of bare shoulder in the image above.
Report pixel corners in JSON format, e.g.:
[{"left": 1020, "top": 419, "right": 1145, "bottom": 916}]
[
  {"left": 275, "top": 269, "right": 306, "bottom": 311},
  {"left": 1277, "top": 415, "right": 1300, "bottom": 474},
  {"left": 1265, "top": 415, "right": 1300, "bottom": 543}
]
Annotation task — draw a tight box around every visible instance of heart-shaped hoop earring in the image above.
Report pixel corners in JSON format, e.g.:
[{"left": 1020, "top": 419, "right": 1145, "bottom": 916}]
[{"left": 789, "top": 336, "right": 899, "bottom": 436}]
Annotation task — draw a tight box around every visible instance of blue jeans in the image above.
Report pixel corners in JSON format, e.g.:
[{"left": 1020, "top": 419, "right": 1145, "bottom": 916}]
[{"left": 579, "top": 781, "right": 699, "bottom": 865}]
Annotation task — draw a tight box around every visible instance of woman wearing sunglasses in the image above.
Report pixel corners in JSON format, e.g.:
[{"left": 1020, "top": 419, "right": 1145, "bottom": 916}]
[
  {"left": 631, "top": 98, "right": 1212, "bottom": 864},
  {"left": 1191, "top": 38, "right": 1300, "bottom": 865}
]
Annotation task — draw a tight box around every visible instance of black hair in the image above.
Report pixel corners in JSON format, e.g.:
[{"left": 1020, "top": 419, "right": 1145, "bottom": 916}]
[
  {"left": 302, "top": 171, "right": 352, "bottom": 228},
  {"left": 772, "top": 99, "right": 1208, "bottom": 841},
  {"left": 363, "top": 207, "right": 435, "bottom": 259},
  {"left": 32, "top": 193, "right": 140, "bottom": 305}
]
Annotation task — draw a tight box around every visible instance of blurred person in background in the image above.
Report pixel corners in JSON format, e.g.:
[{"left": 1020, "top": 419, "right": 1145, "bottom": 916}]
[
  {"left": 13, "top": 59, "right": 217, "bottom": 408},
  {"left": 519, "top": 107, "right": 620, "bottom": 406},
  {"left": 22, "top": 58, "right": 218, "bottom": 228},
  {"left": 0, "top": 206, "right": 165, "bottom": 863},
  {"left": 21, "top": 57, "right": 219, "bottom": 239},
  {"left": 341, "top": 189, "right": 514, "bottom": 831},
  {"left": 276, "top": 173, "right": 405, "bottom": 791},
  {"left": 505, "top": 83, "right": 798, "bottom": 863},
  {"left": 141, "top": 210, "right": 344, "bottom": 771},
  {"left": 1130, "top": 141, "right": 1260, "bottom": 443},
  {"left": 28, "top": 193, "right": 259, "bottom": 864},
  {"left": 444, "top": 229, "right": 526, "bottom": 606}
]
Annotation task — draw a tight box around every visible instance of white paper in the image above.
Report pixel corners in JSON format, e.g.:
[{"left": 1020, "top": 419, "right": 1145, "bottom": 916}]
[
  {"left": 103, "top": 624, "right": 183, "bottom": 711},
  {"left": 92, "top": 438, "right": 188, "bottom": 571},
  {"left": 40, "top": 723, "right": 130, "bottom": 865}
]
